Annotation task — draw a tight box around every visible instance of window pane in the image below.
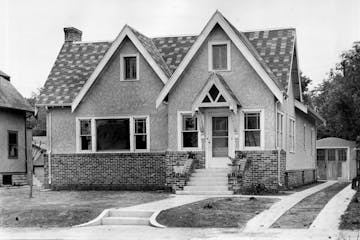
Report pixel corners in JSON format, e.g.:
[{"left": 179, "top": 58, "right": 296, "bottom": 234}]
[
  {"left": 183, "top": 116, "right": 197, "bottom": 131},
  {"left": 183, "top": 132, "right": 198, "bottom": 148},
  {"left": 80, "top": 120, "right": 91, "bottom": 135},
  {"left": 135, "top": 135, "right": 147, "bottom": 149},
  {"left": 217, "top": 95, "right": 226, "bottom": 102},
  {"left": 135, "top": 119, "right": 146, "bottom": 134},
  {"left": 212, "top": 44, "right": 227, "bottom": 70},
  {"left": 245, "top": 131, "right": 260, "bottom": 147},
  {"left": 81, "top": 136, "right": 92, "bottom": 150},
  {"left": 328, "top": 149, "right": 336, "bottom": 161},
  {"left": 8, "top": 132, "right": 18, "bottom": 158},
  {"left": 317, "top": 149, "right": 325, "bottom": 161},
  {"left": 9, "top": 132, "right": 17, "bottom": 145},
  {"left": 245, "top": 113, "right": 260, "bottom": 129},
  {"left": 209, "top": 85, "right": 219, "bottom": 101},
  {"left": 338, "top": 149, "right": 347, "bottom": 161},
  {"left": 8, "top": 145, "right": 18, "bottom": 158},
  {"left": 124, "top": 57, "right": 137, "bottom": 79},
  {"left": 96, "top": 119, "right": 130, "bottom": 151},
  {"left": 202, "top": 95, "right": 211, "bottom": 103}
]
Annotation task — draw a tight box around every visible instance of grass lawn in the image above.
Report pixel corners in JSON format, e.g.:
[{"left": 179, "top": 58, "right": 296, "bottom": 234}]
[
  {"left": 340, "top": 190, "right": 360, "bottom": 230},
  {"left": 0, "top": 186, "right": 169, "bottom": 228},
  {"left": 156, "top": 197, "right": 279, "bottom": 228},
  {"left": 271, "top": 182, "right": 350, "bottom": 229}
]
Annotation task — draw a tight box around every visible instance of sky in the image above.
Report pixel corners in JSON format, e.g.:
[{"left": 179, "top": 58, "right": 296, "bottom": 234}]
[{"left": 0, "top": 0, "right": 359, "bottom": 98}]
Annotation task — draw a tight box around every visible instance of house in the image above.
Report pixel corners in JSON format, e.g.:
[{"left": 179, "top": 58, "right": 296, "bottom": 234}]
[
  {"left": 36, "top": 11, "right": 324, "bottom": 192},
  {"left": 316, "top": 137, "right": 359, "bottom": 181},
  {"left": 0, "top": 70, "right": 33, "bottom": 186}
]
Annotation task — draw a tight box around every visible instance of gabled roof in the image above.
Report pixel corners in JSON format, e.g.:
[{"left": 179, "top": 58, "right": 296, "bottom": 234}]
[
  {"left": 0, "top": 70, "right": 10, "bottom": 81},
  {"left": 0, "top": 75, "right": 33, "bottom": 112},
  {"left": 37, "top": 11, "right": 298, "bottom": 108},
  {"left": 295, "top": 100, "right": 325, "bottom": 124},
  {"left": 156, "top": 11, "right": 286, "bottom": 107}
]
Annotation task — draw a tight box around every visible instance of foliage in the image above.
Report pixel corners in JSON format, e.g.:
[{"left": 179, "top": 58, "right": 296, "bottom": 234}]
[
  {"left": 300, "top": 72, "right": 313, "bottom": 106},
  {"left": 312, "top": 42, "right": 360, "bottom": 140},
  {"left": 26, "top": 88, "right": 46, "bottom": 136}
]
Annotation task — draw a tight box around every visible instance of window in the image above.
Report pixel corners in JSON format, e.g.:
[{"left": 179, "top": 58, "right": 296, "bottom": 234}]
[
  {"left": 317, "top": 149, "right": 325, "bottom": 161},
  {"left": 77, "top": 116, "right": 149, "bottom": 152},
  {"left": 311, "top": 129, "right": 314, "bottom": 155},
  {"left": 328, "top": 149, "right": 336, "bottom": 161},
  {"left": 201, "top": 85, "right": 227, "bottom": 104},
  {"left": 276, "top": 112, "right": 284, "bottom": 149},
  {"left": 181, "top": 115, "right": 198, "bottom": 148},
  {"left": 96, "top": 119, "right": 130, "bottom": 151},
  {"left": 134, "top": 118, "right": 147, "bottom": 150},
  {"left": 120, "top": 54, "right": 139, "bottom": 81},
  {"left": 209, "top": 42, "right": 230, "bottom": 71},
  {"left": 244, "top": 112, "right": 261, "bottom": 147},
  {"left": 289, "top": 119, "right": 295, "bottom": 152},
  {"left": 338, "top": 149, "right": 347, "bottom": 161},
  {"left": 8, "top": 131, "right": 18, "bottom": 159},
  {"left": 80, "top": 120, "right": 92, "bottom": 151}
]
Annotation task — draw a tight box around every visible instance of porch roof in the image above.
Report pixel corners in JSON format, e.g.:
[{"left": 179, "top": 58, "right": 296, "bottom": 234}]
[{"left": 191, "top": 73, "right": 241, "bottom": 114}]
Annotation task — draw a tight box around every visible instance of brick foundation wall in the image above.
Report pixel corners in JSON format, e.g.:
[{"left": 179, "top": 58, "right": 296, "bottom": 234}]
[
  {"left": 44, "top": 152, "right": 167, "bottom": 190},
  {"left": 285, "top": 169, "right": 317, "bottom": 188},
  {"left": 239, "top": 150, "right": 286, "bottom": 190}
]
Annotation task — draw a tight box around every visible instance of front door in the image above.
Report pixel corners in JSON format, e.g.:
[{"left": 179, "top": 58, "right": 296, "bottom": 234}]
[{"left": 206, "top": 116, "right": 231, "bottom": 168}]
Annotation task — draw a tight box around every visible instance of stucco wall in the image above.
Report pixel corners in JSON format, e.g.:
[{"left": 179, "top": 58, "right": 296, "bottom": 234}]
[
  {"left": 166, "top": 25, "right": 276, "bottom": 151},
  {"left": 49, "top": 38, "right": 168, "bottom": 154},
  {"left": 0, "top": 109, "right": 27, "bottom": 173},
  {"left": 286, "top": 108, "right": 316, "bottom": 170}
]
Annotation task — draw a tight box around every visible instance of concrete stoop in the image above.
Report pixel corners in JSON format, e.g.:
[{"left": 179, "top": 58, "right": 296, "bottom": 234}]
[
  {"left": 176, "top": 168, "right": 233, "bottom": 195},
  {"left": 101, "top": 210, "right": 154, "bottom": 226}
]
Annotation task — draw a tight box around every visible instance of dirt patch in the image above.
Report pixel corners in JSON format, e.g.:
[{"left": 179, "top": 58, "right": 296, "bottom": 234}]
[
  {"left": 0, "top": 187, "right": 169, "bottom": 227},
  {"left": 156, "top": 197, "right": 279, "bottom": 228},
  {"left": 340, "top": 190, "right": 360, "bottom": 230},
  {"left": 271, "top": 182, "right": 350, "bottom": 229}
]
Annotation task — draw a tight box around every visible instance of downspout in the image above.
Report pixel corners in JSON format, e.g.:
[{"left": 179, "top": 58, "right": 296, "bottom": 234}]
[
  {"left": 275, "top": 99, "right": 282, "bottom": 186},
  {"left": 47, "top": 108, "right": 52, "bottom": 185}
]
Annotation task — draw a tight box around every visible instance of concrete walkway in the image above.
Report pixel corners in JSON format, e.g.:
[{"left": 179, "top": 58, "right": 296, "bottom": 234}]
[{"left": 244, "top": 181, "right": 337, "bottom": 232}]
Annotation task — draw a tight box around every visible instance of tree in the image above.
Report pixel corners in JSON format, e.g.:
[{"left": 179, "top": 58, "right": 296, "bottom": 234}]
[
  {"left": 300, "top": 72, "right": 313, "bottom": 106},
  {"left": 26, "top": 88, "right": 47, "bottom": 136},
  {"left": 312, "top": 42, "right": 360, "bottom": 140}
]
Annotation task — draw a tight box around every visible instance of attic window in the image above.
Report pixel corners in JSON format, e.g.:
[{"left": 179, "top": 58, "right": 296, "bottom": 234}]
[
  {"left": 120, "top": 54, "right": 139, "bottom": 81},
  {"left": 202, "top": 85, "right": 226, "bottom": 103},
  {"left": 209, "top": 41, "right": 231, "bottom": 71}
]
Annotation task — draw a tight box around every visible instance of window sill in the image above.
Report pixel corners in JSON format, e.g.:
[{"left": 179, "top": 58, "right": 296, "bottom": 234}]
[
  {"left": 120, "top": 79, "right": 139, "bottom": 82},
  {"left": 76, "top": 149, "right": 151, "bottom": 154},
  {"left": 8, "top": 157, "right": 18, "bottom": 160}
]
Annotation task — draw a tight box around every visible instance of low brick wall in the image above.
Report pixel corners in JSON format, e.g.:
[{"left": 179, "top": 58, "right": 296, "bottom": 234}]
[
  {"left": 239, "top": 150, "right": 286, "bottom": 191},
  {"left": 165, "top": 151, "right": 205, "bottom": 191},
  {"left": 285, "top": 169, "right": 317, "bottom": 188},
  {"left": 44, "top": 152, "right": 168, "bottom": 190}
]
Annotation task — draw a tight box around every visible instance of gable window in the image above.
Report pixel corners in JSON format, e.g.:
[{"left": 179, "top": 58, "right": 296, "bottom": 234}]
[
  {"left": 202, "top": 85, "right": 227, "bottom": 103},
  {"left": 244, "top": 112, "right": 261, "bottom": 147},
  {"left": 120, "top": 54, "right": 139, "bottom": 81},
  {"left": 209, "top": 42, "right": 230, "bottom": 71},
  {"left": 80, "top": 120, "right": 92, "bottom": 151},
  {"left": 8, "top": 131, "right": 18, "bottom": 159},
  {"left": 77, "top": 116, "right": 149, "bottom": 152},
  {"left": 180, "top": 114, "right": 199, "bottom": 149},
  {"left": 276, "top": 112, "right": 284, "bottom": 149},
  {"left": 134, "top": 118, "right": 147, "bottom": 150},
  {"left": 289, "top": 118, "right": 295, "bottom": 152}
]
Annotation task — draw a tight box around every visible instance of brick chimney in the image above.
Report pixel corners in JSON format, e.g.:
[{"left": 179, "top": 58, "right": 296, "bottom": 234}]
[{"left": 64, "top": 27, "right": 82, "bottom": 42}]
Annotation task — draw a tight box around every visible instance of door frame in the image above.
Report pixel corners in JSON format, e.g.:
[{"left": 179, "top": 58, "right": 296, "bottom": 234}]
[{"left": 204, "top": 109, "right": 235, "bottom": 168}]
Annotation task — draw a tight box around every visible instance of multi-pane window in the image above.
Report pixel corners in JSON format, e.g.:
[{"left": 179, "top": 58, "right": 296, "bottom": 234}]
[
  {"left": 328, "top": 149, "right": 336, "bottom": 161},
  {"left": 80, "top": 120, "right": 92, "bottom": 151},
  {"left": 182, "top": 115, "right": 198, "bottom": 148},
  {"left": 96, "top": 119, "right": 130, "bottom": 151},
  {"left": 8, "top": 131, "right": 18, "bottom": 158},
  {"left": 244, "top": 112, "right": 261, "bottom": 147},
  {"left": 276, "top": 112, "right": 283, "bottom": 149},
  {"left": 124, "top": 56, "right": 137, "bottom": 80},
  {"left": 338, "top": 149, "right": 347, "bottom": 161},
  {"left": 211, "top": 43, "right": 229, "bottom": 70},
  {"left": 134, "top": 118, "right": 147, "bottom": 150},
  {"left": 289, "top": 119, "right": 295, "bottom": 152},
  {"left": 317, "top": 149, "right": 325, "bottom": 161}
]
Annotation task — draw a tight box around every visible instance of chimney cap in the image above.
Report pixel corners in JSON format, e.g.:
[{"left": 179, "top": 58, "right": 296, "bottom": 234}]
[{"left": 64, "top": 27, "right": 82, "bottom": 42}]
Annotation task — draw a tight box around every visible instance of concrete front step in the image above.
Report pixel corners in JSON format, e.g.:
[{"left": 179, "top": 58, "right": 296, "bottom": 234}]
[
  {"left": 176, "top": 190, "right": 233, "bottom": 195},
  {"left": 189, "top": 176, "right": 227, "bottom": 182},
  {"left": 194, "top": 168, "right": 230, "bottom": 173},
  {"left": 192, "top": 172, "right": 229, "bottom": 177},
  {"left": 183, "top": 186, "right": 229, "bottom": 191},
  {"left": 187, "top": 180, "right": 228, "bottom": 186},
  {"left": 102, "top": 216, "right": 150, "bottom": 225},
  {"left": 109, "top": 210, "right": 154, "bottom": 218}
]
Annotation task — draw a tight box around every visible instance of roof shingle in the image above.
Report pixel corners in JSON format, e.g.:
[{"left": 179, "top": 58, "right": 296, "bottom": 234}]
[{"left": 0, "top": 76, "right": 33, "bottom": 112}]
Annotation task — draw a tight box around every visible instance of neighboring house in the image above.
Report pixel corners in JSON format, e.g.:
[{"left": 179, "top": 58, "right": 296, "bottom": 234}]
[
  {"left": 0, "top": 70, "right": 33, "bottom": 186},
  {"left": 316, "top": 137, "right": 358, "bottom": 181},
  {"left": 36, "top": 11, "right": 324, "bottom": 192}
]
